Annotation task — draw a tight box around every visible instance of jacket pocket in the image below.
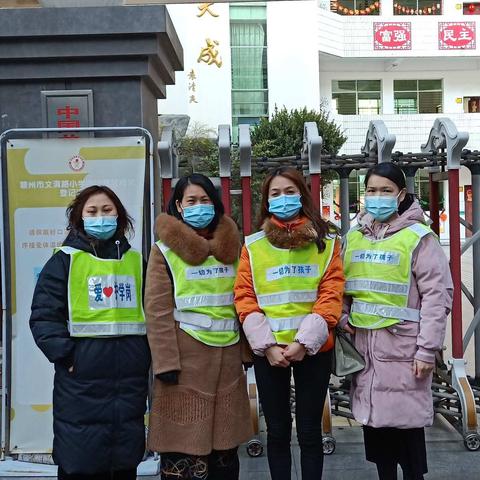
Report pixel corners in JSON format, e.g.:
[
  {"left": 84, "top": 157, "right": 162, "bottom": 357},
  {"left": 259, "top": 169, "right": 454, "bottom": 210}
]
[{"left": 373, "top": 321, "right": 419, "bottom": 362}]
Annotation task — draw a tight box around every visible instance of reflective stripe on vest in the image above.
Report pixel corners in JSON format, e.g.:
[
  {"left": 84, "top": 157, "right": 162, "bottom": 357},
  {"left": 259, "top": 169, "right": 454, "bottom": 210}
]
[
  {"left": 175, "top": 293, "right": 234, "bottom": 309},
  {"left": 246, "top": 230, "right": 335, "bottom": 344},
  {"left": 257, "top": 290, "right": 318, "bottom": 308},
  {"left": 351, "top": 300, "right": 420, "bottom": 324},
  {"left": 174, "top": 309, "right": 239, "bottom": 332},
  {"left": 345, "top": 279, "right": 409, "bottom": 296},
  {"left": 58, "top": 246, "right": 146, "bottom": 338},
  {"left": 157, "top": 241, "right": 239, "bottom": 347},
  {"left": 266, "top": 315, "right": 304, "bottom": 332},
  {"left": 344, "top": 223, "right": 432, "bottom": 329}
]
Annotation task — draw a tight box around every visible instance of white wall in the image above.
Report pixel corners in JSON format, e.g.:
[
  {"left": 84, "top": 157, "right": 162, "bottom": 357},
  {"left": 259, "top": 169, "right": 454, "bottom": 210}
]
[
  {"left": 267, "top": 1, "right": 320, "bottom": 112},
  {"left": 331, "top": 113, "right": 480, "bottom": 155},
  {"left": 320, "top": 69, "right": 480, "bottom": 115},
  {"left": 159, "top": 1, "right": 323, "bottom": 133},
  {"left": 158, "top": 4, "right": 232, "bottom": 131},
  {"left": 318, "top": 4, "right": 480, "bottom": 59}
]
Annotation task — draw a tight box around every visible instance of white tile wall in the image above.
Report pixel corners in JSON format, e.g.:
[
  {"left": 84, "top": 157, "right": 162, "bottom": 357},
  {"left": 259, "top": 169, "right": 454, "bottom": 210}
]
[
  {"left": 319, "top": 8, "right": 480, "bottom": 58},
  {"left": 333, "top": 113, "right": 480, "bottom": 155}
]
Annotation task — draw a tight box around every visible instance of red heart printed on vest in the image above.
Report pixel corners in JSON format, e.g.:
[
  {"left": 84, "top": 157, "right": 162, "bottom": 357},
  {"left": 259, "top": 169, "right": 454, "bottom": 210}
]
[{"left": 103, "top": 286, "right": 113, "bottom": 298}]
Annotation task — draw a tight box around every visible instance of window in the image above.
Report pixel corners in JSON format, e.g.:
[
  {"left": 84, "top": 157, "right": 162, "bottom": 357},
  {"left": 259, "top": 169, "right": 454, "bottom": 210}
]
[
  {"left": 394, "top": 80, "right": 443, "bottom": 114},
  {"left": 464, "top": 2, "right": 480, "bottom": 14},
  {"left": 464, "top": 97, "right": 480, "bottom": 113},
  {"left": 230, "top": 5, "right": 268, "bottom": 140},
  {"left": 330, "top": 1, "right": 380, "bottom": 15},
  {"left": 332, "top": 80, "right": 381, "bottom": 115},
  {"left": 393, "top": 1, "right": 442, "bottom": 15}
]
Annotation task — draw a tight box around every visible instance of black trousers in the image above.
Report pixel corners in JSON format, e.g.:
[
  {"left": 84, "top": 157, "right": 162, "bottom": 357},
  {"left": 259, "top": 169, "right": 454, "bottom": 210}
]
[
  {"left": 57, "top": 467, "right": 136, "bottom": 480},
  {"left": 254, "top": 350, "right": 332, "bottom": 480},
  {"left": 160, "top": 448, "right": 239, "bottom": 480},
  {"left": 363, "top": 426, "right": 428, "bottom": 480}
]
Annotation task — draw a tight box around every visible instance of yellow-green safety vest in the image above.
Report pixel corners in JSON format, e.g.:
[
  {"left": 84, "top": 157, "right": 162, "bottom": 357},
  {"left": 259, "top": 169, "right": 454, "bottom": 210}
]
[
  {"left": 245, "top": 230, "right": 335, "bottom": 344},
  {"left": 157, "top": 241, "right": 240, "bottom": 347},
  {"left": 343, "top": 223, "right": 433, "bottom": 329},
  {"left": 57, "top": 246, "right": 146, "bottom": 337}
]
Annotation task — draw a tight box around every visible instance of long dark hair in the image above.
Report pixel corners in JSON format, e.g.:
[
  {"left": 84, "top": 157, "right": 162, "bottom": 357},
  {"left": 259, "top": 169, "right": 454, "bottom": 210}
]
[
  {"left": 66, "top": 185, "right": 134, "bottom": 238},
  {"left": 167, "top": 173, "right": 224, "bottom": 232},
  {"left": 364, "top": 163, "right": 415, "bottom": 215},
  {"left": 259, "top": 167, "right": 333, "bottom": 252}
]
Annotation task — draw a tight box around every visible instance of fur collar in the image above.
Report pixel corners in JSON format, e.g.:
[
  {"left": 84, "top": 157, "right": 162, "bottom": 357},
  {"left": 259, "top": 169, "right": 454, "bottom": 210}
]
[
  {"left": 262, "top": 216, "right": 318, "bottom": 249},
  {"left": 155, "top": 213, "right": 240, "bottom": 265}
]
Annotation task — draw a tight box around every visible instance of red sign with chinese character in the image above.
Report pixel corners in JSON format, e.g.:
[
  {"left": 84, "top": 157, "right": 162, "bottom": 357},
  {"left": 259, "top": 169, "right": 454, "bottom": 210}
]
[
  {"left": 439, "top": 22, "right": 476, "bottom": 50},
  {"left": 374, "top": 22, "right": 411, "bottom": 51},
  {"left": 56, "top": 104, "right": 81, "bottom": 138}
]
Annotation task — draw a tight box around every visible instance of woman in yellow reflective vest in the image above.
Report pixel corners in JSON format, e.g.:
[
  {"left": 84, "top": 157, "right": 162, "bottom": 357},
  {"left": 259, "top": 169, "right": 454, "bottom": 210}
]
[
  {"left": 234, "top": 167, "right": 345, "bottom": 480},
  {"left": 144, "top": 174, "right": 252, "bottom": 480},
  {"left": 342, "top": 163, "right": 453, "bottom": 480},
  {"left": 30, "top": 186, "right": 150, "bottom": 480}
]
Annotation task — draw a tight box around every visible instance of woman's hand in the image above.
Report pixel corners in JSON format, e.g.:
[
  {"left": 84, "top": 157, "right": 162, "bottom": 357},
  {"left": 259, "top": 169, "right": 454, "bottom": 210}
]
[
  {"left": 265, "top": 345, "right": 290, "bottom": 368},
  {"left": 412, "top": 359, "right": 434, "bottom": 379},
  {"left": 156, "top": 371, "right": 179, "bottom": 385},
  {"left": 342, "top": 323, "right": 355, "bottom": 335},
  {"left": 283, "top": 342, "right": 307, "bottom": 363}
]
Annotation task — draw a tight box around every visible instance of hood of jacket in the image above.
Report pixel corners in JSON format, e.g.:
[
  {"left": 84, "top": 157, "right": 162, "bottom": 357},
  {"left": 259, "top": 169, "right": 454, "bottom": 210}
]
[
  {"left": 356, "top": 199, "right": 429, "bottom": 240},
  {"left": 63, "top": 228, "right": 131, "bottom": 259},
  {"left": 262, "top": 215, "right": 318, "bottom": 249},
  {"left": 155, "top": 213, "right": 240, "bottom": 265}
]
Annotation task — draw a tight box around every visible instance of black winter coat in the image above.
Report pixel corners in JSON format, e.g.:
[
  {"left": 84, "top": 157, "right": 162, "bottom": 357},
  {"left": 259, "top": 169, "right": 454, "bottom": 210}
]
[{"left": 30, "top": 230, "right": 151, "bottom": 475}]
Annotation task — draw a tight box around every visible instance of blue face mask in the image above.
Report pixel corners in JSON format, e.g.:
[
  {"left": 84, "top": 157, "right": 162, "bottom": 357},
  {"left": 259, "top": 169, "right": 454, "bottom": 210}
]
[
  {"left": 83, "top": 216, "right": 118, "bottom": 240},
  {"left": 364, "top": 195, "right": 399, "bottom": 222},
  {"left": 182, "top": 204, "right": 215, "bottom": 229},
  {"left": 268, "top": 194, "right": 302, "bottom": 220}
]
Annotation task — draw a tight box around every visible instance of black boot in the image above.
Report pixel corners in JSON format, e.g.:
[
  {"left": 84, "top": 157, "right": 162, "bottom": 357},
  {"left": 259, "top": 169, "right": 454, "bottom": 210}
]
[{"left": 207, "top": 448, "right": 239, "bottom": 480}]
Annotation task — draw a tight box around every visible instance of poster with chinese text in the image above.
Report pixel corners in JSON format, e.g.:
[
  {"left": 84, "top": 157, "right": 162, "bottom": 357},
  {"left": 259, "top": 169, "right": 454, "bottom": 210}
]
[{"left": 6, "top": 137, "right": 146, "bottom": 453}]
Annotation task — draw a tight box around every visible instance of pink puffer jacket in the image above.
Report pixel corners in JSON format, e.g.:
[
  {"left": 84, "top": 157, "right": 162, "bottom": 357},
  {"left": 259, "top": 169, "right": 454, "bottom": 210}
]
[{"left": 342, "top": 201, "right": 453, "bottom": 428}]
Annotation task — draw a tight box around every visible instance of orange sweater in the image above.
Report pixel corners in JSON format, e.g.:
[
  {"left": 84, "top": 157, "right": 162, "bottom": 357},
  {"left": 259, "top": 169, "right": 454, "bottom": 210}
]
[{"left": 234, "top": 217, "right": 345, "bottom": 352}]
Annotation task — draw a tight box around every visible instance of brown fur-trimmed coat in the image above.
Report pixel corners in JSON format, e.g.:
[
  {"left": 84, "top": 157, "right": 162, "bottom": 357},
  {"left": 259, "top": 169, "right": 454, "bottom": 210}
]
[{"left": 145, "top": 214, "right": 253, "bottom": 455}]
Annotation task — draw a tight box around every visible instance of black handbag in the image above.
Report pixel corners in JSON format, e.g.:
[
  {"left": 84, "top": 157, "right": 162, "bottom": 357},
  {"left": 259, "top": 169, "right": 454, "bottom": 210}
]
[{"left": 331, "top": 327, "right": 365, "bottom": 377}]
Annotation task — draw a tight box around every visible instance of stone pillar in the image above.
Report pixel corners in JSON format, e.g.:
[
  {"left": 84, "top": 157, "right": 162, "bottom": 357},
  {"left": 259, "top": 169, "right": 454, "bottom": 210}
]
[
  {"left": 0, "top": 5, "right": 183, "bottom": 221},
  {"left": 0, "top": 5, "right": 183, "bottom": 140}
]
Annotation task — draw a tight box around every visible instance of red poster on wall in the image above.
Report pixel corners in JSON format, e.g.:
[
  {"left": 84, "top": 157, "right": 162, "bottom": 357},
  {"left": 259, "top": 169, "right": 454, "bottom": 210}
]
[
  {"left": 439, "top": 22, "right": 476, "bottom": 50},
  {"left": 374, "top": 22, "right": 411, "bottom": 50}
]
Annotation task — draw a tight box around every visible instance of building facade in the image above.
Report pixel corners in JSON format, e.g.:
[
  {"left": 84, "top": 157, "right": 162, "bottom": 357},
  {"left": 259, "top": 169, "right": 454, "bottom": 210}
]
[
  {"left": 159, "top": 0, "right": 479, "bottom": 239},
  {"left": 319, "top": 0, "right": 480, "bottom": 155},
  {"left": 158, "top": 1, "right": 321, "bottom": 138}
]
